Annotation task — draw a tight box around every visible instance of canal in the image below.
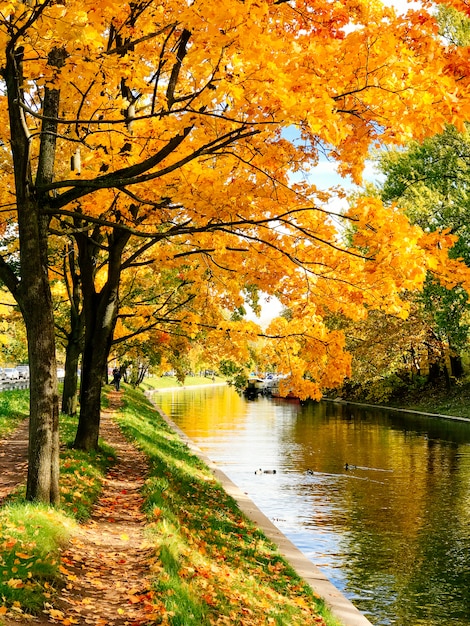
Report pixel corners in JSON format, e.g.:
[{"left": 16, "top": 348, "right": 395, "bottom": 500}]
[{"left": 150, "top": 385, "right": 470, "bottom": 626}]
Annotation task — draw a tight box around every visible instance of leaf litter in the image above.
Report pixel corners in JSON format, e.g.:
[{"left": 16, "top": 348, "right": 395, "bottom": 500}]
[{"left": 2, "top": 392, "right": 160, "bottom": 626}]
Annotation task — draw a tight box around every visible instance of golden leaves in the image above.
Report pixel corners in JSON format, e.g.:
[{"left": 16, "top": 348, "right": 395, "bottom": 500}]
[{"left": 2, "top": 0, "right": 470, "bottom": 402}]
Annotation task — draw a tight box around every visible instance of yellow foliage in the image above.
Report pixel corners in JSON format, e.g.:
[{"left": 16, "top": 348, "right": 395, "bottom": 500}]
[{"left": 2, "top": 0, "right": 470, "bottom": 398}]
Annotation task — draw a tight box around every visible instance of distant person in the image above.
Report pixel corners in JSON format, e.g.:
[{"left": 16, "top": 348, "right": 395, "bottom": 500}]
[{"left": 112, "top": 368, "right": 122, "bottom": 391}]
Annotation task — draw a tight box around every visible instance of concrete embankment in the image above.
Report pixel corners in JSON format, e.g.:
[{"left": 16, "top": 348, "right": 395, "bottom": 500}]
[{"left": 149, "top": 394, "right": 373, "bottom": 626}]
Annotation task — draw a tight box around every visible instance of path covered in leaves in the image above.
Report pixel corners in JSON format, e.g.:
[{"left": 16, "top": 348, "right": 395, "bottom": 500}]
[
  {"left": 3, "top": 394, "right": 159, "bottom": 626},
  {"left": 0, "top": 420, "right": 29, "bottom": 505}
]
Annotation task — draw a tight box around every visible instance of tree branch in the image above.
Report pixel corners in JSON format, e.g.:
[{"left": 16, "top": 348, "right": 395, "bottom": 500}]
[{"left": 46, "top": 127, "right": 260, "bottom": 208}]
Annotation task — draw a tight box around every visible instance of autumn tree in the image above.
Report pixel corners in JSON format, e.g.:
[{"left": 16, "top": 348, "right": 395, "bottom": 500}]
[
  {"left": 335, "top": 6, "right": 470, "bottom": 390},
  {"left": 3, "top": 1, "right": 470, "bottom": 492},
  {"left": 111, "top": 259, "right": 219, "bottom": 383},
  {"left": 327, "top": 302, "right": 443, "bottom": 400}
]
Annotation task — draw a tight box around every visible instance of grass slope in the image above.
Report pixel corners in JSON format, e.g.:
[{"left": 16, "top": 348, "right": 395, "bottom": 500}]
[
  {"left": 0, "top": 386, "right": 341, "bottom": 625},
  {"left": 117, "top": 386, "right": 341, "bottom": 626}
]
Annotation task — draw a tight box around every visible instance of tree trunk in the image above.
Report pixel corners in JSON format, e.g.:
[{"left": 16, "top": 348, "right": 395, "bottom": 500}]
[
  {"left": 61, "top": 337, "right": 82, "bottom": 416},
  {"left": 61, "top": 243, "right": 84, "bottom": 416},
  {"left": 23, "top": 269, "right": 60, "bottom": 503},
  {"left": 74, "top": 316, "right": 114, "bottom": 450},
  {"left": 73, "top": 228, "right": 130, "bottom": 450},
  {"left": 19, "top": 192, "right": 59, "bottom": 503},
  {"left": 450, "top": 354, "right": 464, "bottom": 379},
  {"left": 4, "top": 45, "right": 60, "bottom": 504}
]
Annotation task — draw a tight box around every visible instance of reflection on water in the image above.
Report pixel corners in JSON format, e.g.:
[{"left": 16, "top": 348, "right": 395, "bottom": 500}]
[{"left": 151, "top": 386, "right": 470, "bottom": 626}]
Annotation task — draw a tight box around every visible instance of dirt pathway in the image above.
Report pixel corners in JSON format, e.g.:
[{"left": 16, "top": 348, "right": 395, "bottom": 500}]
[
  {"left": 2, "top": 394, "right": 159, "bottom": 626},
  {"left": 0, "top": 420, "right": 29, "bottom": 504}
]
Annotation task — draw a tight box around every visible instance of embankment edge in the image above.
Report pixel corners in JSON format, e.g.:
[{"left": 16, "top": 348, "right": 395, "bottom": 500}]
[{"left": 148, "top": 396, "right": 373, "bottom": 626}]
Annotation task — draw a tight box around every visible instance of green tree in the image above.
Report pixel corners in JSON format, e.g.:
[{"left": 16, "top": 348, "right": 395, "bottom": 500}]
[{"left": 378, "top": 124, "right": 470, "bottom": 377}]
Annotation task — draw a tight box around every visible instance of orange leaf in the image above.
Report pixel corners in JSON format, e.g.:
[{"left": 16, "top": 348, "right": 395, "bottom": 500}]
[{"left": 128, "top": 594, "right": 142, "bottom": 604}]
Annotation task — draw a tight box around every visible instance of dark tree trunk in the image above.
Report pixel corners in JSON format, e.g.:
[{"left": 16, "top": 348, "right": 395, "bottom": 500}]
[
  {"left": 61, "top": 337, "right": 82, "bottom": 416},
  {"left": 428, "top": 361, "right": 441, "bottom": 384},
  {"left": 450, "top": 354, "right": 464, "bottom": 379},
  {"left": 3, "top": 45, "right": 62, "bottom": 503},
  {"left": 73, "top": 228, "right": 130, "bottom": 450},
  {"left": 443, "top": 363, "right": 451, "bottom": 390},
  {"left": 74, "top": 317, "right": 114, "bottom": 450},
  {"left": 61, "top": 243, "right": 84, "bottom": 416},
  {"left": 23, "top": 264, "right": 60, "bottom": 503}
]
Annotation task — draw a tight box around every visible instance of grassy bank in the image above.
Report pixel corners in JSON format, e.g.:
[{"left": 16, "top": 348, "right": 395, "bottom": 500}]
[
  {"left": 116, "top": 386, "right": 340, "bottom": 625},
  {"left": 388, "top": 380, "right": 470, "bottom": 419},
  {"left": 0, "top": 386, "right": 340, "bottom": 625},
  {"left": 341, "top": 378, "right": 470, "bottom": 420},
  {"left": 0, "top": 389, "right": 29, "bottom": 438}
]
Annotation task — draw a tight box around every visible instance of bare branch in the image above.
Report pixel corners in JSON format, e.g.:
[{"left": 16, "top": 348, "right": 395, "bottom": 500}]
[
  {"left": 46, "top": 126, "right": 260, "bottom": 207},
  {"left": 166, "top": 29, "right": 191, "bottom": 109}
]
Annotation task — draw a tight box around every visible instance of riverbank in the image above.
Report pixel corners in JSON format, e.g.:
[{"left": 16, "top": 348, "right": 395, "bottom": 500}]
[
  {"left": 324, "top": 396, "right": 470, "bottom": 424},
  {"left": 0, "top": 386, "right": 343, "bottom": 626},
  {"left": 334, "top": 377, "right": 470, "bottom": 420},
  {"left": 150, "top": 393, "right": 373, "bottom": 626}
]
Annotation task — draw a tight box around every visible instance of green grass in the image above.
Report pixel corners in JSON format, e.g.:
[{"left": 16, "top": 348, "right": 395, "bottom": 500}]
[
  {"left": 0, "top": 503, "right": 73, "bottom": 613},
  {"left": 0, "top": 389, "right": 29, "bottom": 438},
  {"left": 376, "top": 378, "right": 470, "bottom": 419},
  {"left": 116, "top": 386, "right": 341, "bottom": 626}
]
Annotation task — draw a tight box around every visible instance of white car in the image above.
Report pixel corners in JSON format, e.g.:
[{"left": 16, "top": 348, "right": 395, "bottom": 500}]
[{"left": 3, "top": 368, "right": 19, "bottom": 380}]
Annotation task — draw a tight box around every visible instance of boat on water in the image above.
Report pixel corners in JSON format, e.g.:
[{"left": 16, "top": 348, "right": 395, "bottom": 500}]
[
  {"left": 243, "top": 374, "right": 296, "bottom": 399},
  {"left": 243, "top": 377, "right": 267, "bottom": 397}
]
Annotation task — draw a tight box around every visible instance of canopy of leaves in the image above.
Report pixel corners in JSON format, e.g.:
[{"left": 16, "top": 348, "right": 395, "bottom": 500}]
[{"left": 2, "top": 0, "right": 470, "bottom": 398}]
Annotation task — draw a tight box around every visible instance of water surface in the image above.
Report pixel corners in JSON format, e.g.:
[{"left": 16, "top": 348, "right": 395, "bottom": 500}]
[{"left": 150, "top": 385, "right": 470, "bottom": 626}]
